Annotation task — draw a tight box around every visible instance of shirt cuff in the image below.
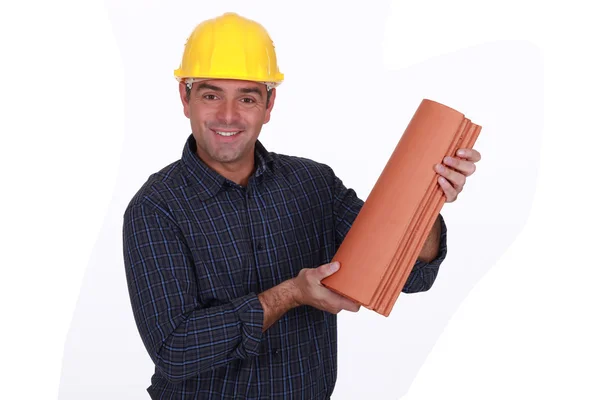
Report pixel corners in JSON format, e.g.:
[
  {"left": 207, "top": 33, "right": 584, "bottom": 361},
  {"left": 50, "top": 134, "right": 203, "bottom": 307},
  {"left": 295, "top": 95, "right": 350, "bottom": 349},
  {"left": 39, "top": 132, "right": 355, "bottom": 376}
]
[
  {"left": 230, "top": 293, "right": 265, "bottom": 358},
  {"left": 402, "top": 214, "right": 448, "bottom": 293},
  {"left": 423, "top": 213, "right": 448, "bottom": 265}
]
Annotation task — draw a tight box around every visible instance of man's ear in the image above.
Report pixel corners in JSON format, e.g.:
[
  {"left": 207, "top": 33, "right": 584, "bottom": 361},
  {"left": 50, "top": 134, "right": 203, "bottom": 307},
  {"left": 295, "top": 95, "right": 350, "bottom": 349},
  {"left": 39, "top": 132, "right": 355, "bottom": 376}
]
[
  {"left": 264, "top": 88, "right": 276, "bottom": 124},
  {"left": 178, "top": 82, "right": 191, "bottom": 119}
]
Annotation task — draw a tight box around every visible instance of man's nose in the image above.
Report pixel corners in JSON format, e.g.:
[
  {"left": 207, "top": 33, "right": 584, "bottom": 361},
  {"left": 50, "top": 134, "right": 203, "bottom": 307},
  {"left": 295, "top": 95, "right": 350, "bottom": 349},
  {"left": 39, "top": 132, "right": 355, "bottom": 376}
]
[{"left": 215, "top": 100, "right": 241, "bottom": 125}]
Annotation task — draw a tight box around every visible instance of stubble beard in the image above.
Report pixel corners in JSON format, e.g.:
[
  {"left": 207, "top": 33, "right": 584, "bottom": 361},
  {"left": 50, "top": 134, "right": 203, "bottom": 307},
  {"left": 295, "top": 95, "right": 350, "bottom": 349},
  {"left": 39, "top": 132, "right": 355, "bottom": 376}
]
[{"left": 198, "top": 133, "right": 250, "bottom": 165}]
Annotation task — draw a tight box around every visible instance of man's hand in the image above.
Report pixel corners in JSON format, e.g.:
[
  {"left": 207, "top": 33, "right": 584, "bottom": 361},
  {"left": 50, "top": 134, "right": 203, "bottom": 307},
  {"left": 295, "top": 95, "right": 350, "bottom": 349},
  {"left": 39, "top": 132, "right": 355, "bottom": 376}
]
[
  {"left": 435, "top": 148, "right": 482, "bottom": 203},
  {"left": 258, "top": 261, "right": 360, "bottom": 331},
  {"left": 291, "top": 262, "right": 360, "bottom": 314}
]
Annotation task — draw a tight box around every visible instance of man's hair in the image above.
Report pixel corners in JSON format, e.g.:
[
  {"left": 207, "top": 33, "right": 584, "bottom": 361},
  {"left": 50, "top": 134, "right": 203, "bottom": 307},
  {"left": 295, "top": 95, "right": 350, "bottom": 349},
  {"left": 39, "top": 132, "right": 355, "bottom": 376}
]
[{"left": 185, "top": 84, "right": 273, "bottom": 107}]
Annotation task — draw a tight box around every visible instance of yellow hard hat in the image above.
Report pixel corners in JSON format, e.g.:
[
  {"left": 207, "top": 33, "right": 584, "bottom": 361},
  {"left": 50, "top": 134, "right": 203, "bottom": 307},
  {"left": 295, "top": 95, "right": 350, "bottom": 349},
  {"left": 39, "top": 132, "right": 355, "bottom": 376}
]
[{"left": 174, "top": 12, "right": 284, "bottom": 89}]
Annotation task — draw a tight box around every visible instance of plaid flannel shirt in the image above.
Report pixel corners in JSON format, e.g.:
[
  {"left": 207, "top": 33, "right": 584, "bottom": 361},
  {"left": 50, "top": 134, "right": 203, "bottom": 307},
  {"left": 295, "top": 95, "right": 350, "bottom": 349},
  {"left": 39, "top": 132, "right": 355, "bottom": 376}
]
[{"left": 122, "top": 134, "right": 447, "bottom": 399}]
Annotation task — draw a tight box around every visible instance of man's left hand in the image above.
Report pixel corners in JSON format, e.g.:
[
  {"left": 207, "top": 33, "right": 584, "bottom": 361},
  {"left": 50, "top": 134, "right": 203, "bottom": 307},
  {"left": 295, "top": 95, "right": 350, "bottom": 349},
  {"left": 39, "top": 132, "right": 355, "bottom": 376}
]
[{"left": 435, "top": 148, "right": 482, "bottom": 203}]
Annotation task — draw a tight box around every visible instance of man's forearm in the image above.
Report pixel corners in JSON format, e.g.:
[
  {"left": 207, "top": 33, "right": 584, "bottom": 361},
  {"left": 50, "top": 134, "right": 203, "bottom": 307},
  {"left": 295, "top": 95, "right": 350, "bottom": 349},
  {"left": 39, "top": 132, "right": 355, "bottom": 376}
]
[
  {"left": 257, "top": 279, "right": 300, "bottom": 332},
  {"left": 417, "top": 214, "right": 442, "bottom": 263}
]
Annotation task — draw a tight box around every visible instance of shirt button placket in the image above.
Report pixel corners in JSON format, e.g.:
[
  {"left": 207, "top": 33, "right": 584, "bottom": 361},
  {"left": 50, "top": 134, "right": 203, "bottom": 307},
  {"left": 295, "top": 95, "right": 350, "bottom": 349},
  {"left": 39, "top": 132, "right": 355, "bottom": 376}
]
[{"left": 245, "top": 183, "right": 267, "bottom": 293}]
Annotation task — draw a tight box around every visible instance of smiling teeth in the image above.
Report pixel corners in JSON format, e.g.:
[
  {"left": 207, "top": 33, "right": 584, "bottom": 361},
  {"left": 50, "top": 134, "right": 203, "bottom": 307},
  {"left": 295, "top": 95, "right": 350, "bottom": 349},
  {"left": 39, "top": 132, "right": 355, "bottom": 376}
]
[{"left": 216, "top": 131, "right": 239, "bottom": 137}]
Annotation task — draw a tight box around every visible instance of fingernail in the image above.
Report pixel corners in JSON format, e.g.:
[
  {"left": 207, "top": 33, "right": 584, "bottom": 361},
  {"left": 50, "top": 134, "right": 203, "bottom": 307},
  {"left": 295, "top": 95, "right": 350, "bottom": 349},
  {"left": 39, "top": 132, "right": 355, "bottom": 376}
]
[
  {"left": 330, "top": 262, "right": 339, "bottom": 272},
  {"left": 444, "top": 156, "right": 453, "bottom": 164},
  {"left": 435, "top": 164, "right": 444, "bottom": 172},
  {"left": 457, "top": 149, "right": 466, "bottom": 156},
  {"left": 438, "top": 176, "right": 446, "bottom": 184}
]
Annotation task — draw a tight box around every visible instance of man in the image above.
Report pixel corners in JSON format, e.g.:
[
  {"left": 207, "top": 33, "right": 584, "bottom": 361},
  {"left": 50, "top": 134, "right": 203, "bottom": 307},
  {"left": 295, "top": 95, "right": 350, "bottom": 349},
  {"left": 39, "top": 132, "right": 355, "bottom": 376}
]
[{"left": 122, "top": 12, "right": 481, "bottom": 400}]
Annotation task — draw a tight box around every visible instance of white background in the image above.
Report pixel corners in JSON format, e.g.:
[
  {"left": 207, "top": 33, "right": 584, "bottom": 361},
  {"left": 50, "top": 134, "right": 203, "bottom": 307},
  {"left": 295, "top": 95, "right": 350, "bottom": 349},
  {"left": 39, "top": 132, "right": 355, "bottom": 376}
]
[{"left": 0, "top": 0, "right": 598, "bottom": 399}]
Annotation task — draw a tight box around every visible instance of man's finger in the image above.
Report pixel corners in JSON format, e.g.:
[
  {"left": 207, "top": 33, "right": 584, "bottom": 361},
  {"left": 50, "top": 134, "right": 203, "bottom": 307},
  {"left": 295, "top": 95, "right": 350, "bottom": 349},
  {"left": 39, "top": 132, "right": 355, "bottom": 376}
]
[
  {"left": 438, "top": 176, "right": 457, "bottom": 202},
  {"left": 456, "top": 148, "right": 482, "bottom": 162},
  {"left": 442, "top": 156, "right": 476, "bottom": 177},
  {"left": 435, "top": 163, "right": 466, "bottom": 188},
  {"left": 316, "top": 261, "right": 340, "bottom": 281},
  {"left": 338, "top": 296, "right": 361, "bottom": 312}
]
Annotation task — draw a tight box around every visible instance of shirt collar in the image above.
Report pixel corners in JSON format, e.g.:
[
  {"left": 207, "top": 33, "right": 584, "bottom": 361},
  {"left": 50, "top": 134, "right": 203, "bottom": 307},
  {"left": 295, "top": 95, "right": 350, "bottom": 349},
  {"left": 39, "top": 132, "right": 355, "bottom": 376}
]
[{"left": 181, "top": 134, "right": 277, "bottom": 201}]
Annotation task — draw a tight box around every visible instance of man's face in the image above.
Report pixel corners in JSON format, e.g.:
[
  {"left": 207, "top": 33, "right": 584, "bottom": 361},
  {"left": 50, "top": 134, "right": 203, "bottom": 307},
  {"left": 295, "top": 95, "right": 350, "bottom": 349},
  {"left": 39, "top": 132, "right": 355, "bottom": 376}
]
[{"left": 179, "top": 79, "right": 275, "bottom": 168}]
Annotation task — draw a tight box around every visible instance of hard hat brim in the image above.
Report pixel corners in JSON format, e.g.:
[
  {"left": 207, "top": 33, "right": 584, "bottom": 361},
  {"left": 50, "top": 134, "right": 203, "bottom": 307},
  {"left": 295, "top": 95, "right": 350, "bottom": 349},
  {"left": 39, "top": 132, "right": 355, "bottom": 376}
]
[{"left": 175, "top": 75, "right": 283, "bottom": 90}]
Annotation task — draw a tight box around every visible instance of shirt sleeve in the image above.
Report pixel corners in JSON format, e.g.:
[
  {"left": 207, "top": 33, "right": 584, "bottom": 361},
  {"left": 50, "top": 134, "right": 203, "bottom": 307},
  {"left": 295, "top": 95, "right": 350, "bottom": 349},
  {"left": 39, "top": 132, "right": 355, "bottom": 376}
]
[
  {"left": 401, "top": 213, "right": 447, "bottom": 293},
  {"left": 122, "top": 200, "right": 264, "bottom": 383},
  {"left": 331, "top": 173, "right": 447, "bottom": 294}
]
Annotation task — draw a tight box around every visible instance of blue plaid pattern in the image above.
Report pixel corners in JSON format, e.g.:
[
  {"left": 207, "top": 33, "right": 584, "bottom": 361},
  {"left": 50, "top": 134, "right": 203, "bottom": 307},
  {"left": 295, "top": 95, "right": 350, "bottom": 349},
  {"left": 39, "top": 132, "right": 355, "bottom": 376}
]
[{"left": 122, "top": 134, "right": 447, "bottom": 399}]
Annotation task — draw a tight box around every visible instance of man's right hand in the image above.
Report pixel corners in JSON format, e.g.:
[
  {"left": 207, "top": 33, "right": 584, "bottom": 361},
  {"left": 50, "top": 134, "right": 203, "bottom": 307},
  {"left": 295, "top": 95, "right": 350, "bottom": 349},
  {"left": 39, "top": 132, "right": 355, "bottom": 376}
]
[{"left": 290, "top": 261, "right": 361, "bottom": 314}]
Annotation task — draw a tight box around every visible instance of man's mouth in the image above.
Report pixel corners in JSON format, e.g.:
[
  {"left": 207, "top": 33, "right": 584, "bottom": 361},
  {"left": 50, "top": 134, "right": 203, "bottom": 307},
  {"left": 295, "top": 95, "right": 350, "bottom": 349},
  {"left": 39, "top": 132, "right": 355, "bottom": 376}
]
[
  {"left": 215, "top": 130, "right": 241, "bottom": 137},
  {"left": 211, "top": 129, "right": 243, "bottom": 137}
]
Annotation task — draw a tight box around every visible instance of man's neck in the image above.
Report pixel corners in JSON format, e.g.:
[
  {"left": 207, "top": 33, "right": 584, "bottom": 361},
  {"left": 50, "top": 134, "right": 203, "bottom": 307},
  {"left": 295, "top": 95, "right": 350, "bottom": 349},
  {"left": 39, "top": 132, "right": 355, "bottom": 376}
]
[{"left": 198, "top": 151, "right": 255, "bottom": 187}]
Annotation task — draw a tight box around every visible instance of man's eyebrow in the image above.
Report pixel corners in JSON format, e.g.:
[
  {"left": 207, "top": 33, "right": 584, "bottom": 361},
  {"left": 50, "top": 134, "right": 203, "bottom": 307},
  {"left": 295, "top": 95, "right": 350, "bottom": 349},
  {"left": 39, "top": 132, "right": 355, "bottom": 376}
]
[
  {"left": 194, "top": 83, "right": 264, "bottom": 98},
  {"left": 238, "top": 87, "right": 263, "bottom": 98},
  {"left": 195, "top": 82, "right": 224, "bottom": 92}
]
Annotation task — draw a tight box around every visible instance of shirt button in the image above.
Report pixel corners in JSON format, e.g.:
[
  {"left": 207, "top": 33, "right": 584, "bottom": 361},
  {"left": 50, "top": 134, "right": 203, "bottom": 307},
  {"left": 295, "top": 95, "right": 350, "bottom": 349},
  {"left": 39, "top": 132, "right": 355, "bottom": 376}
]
[
  {"left": 274, "top": 348, "right": 280, "bottom": 355},
  {"left": 257, "top": 243, "right": 264, "bottom": 251}
]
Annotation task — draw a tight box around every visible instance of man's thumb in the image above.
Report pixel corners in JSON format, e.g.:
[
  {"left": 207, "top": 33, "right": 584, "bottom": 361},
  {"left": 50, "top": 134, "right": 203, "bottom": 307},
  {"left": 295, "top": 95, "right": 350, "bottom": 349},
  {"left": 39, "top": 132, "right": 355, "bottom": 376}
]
[{"left": 319, "top": 261, "right": 340, "bottom": 279}]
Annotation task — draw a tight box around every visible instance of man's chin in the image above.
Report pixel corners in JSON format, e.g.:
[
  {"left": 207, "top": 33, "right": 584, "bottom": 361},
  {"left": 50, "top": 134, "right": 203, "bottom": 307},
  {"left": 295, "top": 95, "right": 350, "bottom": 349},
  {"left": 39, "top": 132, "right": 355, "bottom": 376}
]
[{"left": 211, "top": 150, "right": 243, "bottom": 164}]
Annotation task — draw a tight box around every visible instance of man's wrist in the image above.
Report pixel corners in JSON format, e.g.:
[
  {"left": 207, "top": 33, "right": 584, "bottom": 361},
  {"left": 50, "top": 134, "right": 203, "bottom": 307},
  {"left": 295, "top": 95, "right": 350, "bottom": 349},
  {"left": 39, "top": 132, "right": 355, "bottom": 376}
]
[
  {"left": 257, "top": 278, "right": 303, "bottom": 332},
  {"left": 285, "top": 278, "right": 302, "bottom": 309}
]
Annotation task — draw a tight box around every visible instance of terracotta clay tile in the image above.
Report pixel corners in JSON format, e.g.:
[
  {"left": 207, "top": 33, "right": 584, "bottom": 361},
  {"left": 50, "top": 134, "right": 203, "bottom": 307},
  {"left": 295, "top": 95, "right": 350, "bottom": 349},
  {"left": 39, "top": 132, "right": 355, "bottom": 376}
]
[{"left": 321, "top": 99, "right": 482, "bottom": 317}]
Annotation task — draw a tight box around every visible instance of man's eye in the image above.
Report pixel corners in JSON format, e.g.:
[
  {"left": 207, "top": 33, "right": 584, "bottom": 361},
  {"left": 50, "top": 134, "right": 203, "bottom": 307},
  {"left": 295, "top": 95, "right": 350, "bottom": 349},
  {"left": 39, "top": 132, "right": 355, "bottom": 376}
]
[
  {"left": 203, "top": 94, "right": 217, "bottom": 100},
  {"left": 241, "top": 98, "right": 255, "bottom": 103}
]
